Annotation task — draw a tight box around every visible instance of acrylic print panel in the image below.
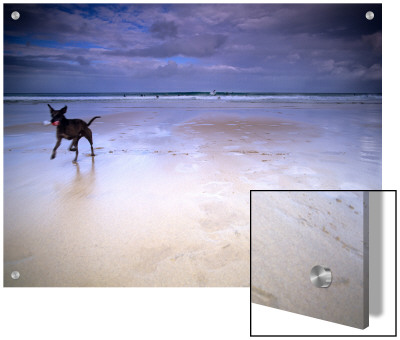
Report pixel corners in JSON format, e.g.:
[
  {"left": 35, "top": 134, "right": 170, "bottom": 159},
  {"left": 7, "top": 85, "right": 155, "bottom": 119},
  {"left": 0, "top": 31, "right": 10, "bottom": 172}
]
[
  {"left": 3, "top": 4, "right": 381, "bottom": 287},
  {"left": 251, "top": 191, "right": 369, "bottom": 329}
]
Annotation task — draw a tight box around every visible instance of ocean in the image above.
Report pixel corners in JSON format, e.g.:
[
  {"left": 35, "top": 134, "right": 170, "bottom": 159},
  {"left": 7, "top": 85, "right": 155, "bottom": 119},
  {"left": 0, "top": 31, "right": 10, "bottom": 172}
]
[
  {"left": 3, "top": 92, "right": 382, "bottom": 134},
  {"left": 4, "top": 92, "right": 382, "bottom": 104}
]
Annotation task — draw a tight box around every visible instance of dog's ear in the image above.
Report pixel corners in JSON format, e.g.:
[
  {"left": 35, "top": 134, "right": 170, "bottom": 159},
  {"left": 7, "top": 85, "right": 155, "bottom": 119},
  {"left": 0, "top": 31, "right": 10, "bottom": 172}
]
[
  {"left": 60, "top": 106, "right": 67, "bottom": 114},
  {"left": 47, "top": 104, "right": 55, "bottom": 113}
]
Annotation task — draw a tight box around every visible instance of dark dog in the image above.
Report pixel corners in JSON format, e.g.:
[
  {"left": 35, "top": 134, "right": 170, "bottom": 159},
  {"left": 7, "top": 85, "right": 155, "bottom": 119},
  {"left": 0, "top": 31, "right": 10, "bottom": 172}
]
[{"left": 48, "top": 104, "right": 101, "bottom": 162}]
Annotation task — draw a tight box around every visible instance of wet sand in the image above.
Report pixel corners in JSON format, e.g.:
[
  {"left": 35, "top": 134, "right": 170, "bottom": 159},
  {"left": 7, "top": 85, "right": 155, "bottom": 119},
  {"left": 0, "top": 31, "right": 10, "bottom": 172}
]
[{"left": 3, "top": 101, "right": 381, "bottom": 286}]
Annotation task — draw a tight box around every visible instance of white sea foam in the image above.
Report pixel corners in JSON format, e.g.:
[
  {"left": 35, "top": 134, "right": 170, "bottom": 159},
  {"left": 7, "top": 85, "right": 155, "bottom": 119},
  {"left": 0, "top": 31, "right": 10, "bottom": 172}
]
[{"left": 4, "top": 93, "right": 382, "bottom": 104}]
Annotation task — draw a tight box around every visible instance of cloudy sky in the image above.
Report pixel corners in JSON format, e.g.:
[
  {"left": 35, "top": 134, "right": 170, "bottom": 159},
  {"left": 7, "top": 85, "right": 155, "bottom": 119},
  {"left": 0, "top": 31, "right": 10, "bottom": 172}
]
[{"left": 4, "top": 3, "right": 381, "bottom": 93}]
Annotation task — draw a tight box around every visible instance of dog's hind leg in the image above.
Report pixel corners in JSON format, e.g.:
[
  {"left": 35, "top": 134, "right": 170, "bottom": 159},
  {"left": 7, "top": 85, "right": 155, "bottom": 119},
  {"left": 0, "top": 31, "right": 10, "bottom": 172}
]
[
  {"left": 69, "top": 136, "right": 81, "bottom": 162},
  {"left": 84, "top": 128, "right": 95, "bottom": 156},
  {"left": 72, "top": 143, "right": 79, "bottom": 163},
  {"left": 51, "top": 137, "right": 62, "bottom": 159}
]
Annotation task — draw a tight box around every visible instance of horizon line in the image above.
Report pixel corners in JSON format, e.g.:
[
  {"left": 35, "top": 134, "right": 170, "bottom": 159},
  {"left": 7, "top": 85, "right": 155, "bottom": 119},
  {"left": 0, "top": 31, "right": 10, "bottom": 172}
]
[{"left": 4, "top": 91, "right": 382, "bottom": 95}]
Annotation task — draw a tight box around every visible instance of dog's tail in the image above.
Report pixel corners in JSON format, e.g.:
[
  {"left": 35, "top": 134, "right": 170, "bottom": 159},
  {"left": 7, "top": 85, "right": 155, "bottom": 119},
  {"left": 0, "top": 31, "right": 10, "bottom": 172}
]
[{"left": 87, "top": 116, "right": 101, "bottom": 127}]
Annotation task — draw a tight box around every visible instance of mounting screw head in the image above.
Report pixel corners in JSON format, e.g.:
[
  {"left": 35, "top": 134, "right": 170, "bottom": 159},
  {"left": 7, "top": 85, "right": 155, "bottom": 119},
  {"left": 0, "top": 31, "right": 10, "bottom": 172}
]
[
  {"left": 365, "top": 11, "right": 374, "bottom": 20},
  {"left": 310, "top": 265, "right": 332, "bottom": 288},
  {"left": 11, "top": 271, "right": 20, "bottom": 280},
  {"left": 11, "top": 11, "right": 20, "bottom": 20}
]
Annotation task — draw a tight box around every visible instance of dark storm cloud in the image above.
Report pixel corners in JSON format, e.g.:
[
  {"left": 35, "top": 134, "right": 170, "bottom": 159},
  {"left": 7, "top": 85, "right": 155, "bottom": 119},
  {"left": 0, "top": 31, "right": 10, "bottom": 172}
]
[
  {"left": 150, "top": 20, "right": 178, "bottom": 39},
  {"left": 106, "top": 33, "right": 227, "bottom": 58},
  {"left": 4, "top": 5, "right": 85, "bottom": 40},
  {"left": 4, "top": 55, "right": 86, "bottom": 74},
  {"left": 75, "top": 56, "right": 90, "bottom": 66},
  {"left": 236, "top": 4, "right": 381, "bottom": 38},
  {"left": 3, "top": 3, "right": 382, "bottom": 93},
  {"left": 3, "top": 4, "right": 138, "bottom": 48}
]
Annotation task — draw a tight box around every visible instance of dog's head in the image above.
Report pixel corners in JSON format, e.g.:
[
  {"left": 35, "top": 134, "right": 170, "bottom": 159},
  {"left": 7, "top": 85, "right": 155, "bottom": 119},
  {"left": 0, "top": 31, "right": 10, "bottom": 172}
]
[{"left": 48, "top": 104, "right": 67, "bottom": 126}]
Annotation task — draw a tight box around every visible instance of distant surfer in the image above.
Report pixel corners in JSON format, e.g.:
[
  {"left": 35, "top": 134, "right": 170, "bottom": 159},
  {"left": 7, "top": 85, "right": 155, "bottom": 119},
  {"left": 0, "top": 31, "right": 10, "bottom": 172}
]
[{"left": 210, "top": 90, "right": 216, "bottom": 96}]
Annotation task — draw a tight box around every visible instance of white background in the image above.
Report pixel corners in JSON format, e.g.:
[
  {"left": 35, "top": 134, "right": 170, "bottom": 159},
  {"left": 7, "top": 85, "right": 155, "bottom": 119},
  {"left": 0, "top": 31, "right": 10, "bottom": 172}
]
[{"left": 1, "top": 1, "right": 398, "bottom": 340}]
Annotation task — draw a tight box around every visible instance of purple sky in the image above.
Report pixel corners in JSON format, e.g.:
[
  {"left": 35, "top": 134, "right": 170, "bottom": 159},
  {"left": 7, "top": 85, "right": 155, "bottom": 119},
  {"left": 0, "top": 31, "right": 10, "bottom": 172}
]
[{"left": 4, "top": 4, "right": 381, "bottom": 93}]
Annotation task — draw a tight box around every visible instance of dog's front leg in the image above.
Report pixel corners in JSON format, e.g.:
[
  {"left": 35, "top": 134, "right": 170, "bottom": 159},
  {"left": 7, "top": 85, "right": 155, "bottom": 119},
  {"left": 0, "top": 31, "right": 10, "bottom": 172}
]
[{"left": 51, "top": 138, "right": 62, "bottom": 159}]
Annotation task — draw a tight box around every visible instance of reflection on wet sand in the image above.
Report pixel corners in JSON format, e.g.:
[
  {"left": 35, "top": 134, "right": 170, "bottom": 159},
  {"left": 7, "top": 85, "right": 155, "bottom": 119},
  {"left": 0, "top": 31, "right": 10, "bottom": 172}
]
[{"left": 63, "top": 158, "right": 96, "bottom": 199}]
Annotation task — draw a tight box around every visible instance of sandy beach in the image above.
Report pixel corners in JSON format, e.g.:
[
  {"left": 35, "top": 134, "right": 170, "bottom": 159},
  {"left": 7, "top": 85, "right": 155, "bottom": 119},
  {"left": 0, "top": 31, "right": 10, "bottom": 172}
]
[{"left": 3, "top": 98, "right": 381, "bottom": 286}]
